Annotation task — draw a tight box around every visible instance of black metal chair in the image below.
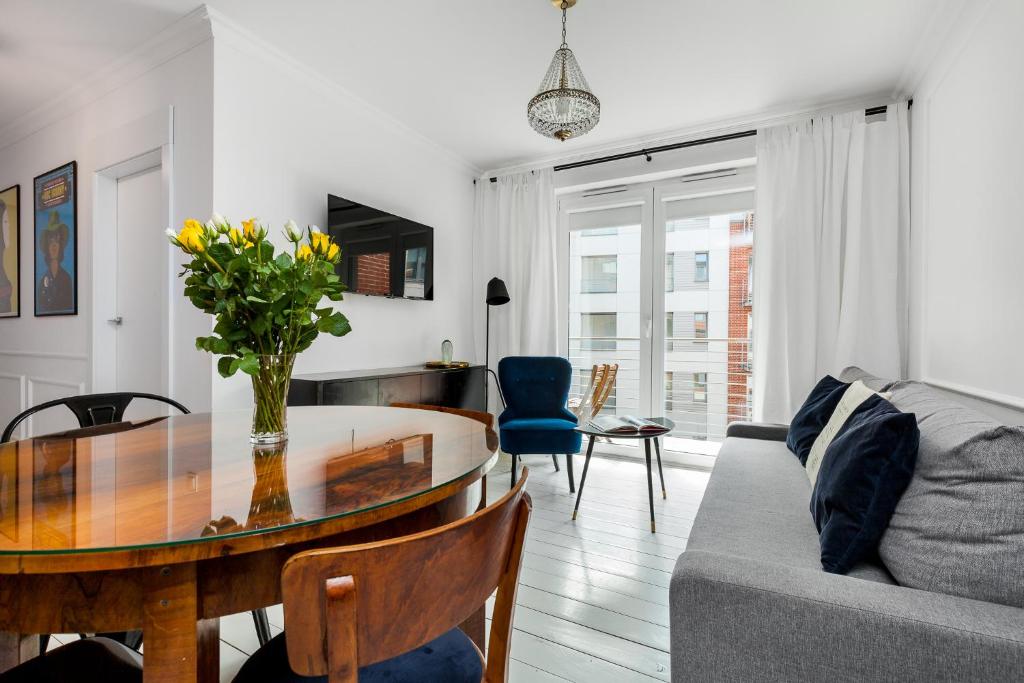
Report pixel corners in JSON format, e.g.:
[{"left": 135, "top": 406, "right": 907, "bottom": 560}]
[{"left": 2, "top": 392, "right": 275, "bottom": 652}]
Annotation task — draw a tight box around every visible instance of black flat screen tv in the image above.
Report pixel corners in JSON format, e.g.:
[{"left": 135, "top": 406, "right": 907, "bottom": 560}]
[{"left": 327, "top": 194, "right": 434, "bottom": 300}]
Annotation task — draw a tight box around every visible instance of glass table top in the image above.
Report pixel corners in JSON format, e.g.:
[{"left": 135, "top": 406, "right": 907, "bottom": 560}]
[{"left": 0, "top": 406, "right": 497, "bottom": 555}]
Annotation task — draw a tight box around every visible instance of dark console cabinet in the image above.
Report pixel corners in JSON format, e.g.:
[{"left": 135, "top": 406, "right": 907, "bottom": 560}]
[{"left": 288, "top": 365, "right": 486, "bottom": 412}]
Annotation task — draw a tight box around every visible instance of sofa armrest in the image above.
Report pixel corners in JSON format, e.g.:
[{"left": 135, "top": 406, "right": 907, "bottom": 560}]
[
  {"left": 670, "top": 550, "right": 1024, "bottom": 682},
  {"left": 725, "top": 421, "right": 789, "bottom": 441}
]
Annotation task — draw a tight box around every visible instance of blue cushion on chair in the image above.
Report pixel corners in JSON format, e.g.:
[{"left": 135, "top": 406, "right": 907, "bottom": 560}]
[
  {"left": 499, "top": 418, "right": 582, "bottom": 455},
  {"left": 232, "top": 628, "right": 483, "bottom": 683}
]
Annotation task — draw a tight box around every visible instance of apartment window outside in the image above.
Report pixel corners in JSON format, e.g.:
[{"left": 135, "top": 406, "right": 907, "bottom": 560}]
[
  {"left": 581, "top": 255, "right": 617, "bottom": 293},
  {"left": 581, "top": 312, "right": 617, "bottom": 351},
  {"left": 693, "top": 372, "right": 708, "bottom": 403},
  {"left": 665, "top": 252, "right": 675, "bottom": 291},
  {"left": 694, "top": 311, "right": 708, "bottom": 341},
  {"left": 695, "top": 251, "right": 709, "bottom": 283},
  {"left": 666, "top": 312, "right": 674, "bottom": 351},
  {"left": 665, "top": 372, "right": 674, "bottom": 411}
]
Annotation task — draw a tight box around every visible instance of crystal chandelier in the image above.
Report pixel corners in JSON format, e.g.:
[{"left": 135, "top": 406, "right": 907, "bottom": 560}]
[{"left": 527, "top": 0, "right": 600, "bottom": 142}]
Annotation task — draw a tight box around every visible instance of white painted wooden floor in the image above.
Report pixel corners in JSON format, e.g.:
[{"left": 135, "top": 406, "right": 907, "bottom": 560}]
[{"left": 48, "top": 454, "right": 710, "bottom": 682}]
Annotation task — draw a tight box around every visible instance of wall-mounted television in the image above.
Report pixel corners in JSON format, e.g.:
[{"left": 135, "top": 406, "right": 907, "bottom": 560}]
[{"left": 327, "top": 194, "right": 434, "bottom": 300}]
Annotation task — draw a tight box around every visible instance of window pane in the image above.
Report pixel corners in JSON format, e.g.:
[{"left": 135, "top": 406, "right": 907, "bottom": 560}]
[
  {"left": 665, "top": 252, "right": 675, "bottom": 292},
  {"left": 695, "top": 252, "right": 709, "bottom": 283},
  {"left": 694, "top": 312, "right": 708, "bottom": 339},
  {"left": 581, "top": 255, "right": 617, "bottom": 293},
  {"left": 581, "top": 313, "right": 616, "bottom": 350}
]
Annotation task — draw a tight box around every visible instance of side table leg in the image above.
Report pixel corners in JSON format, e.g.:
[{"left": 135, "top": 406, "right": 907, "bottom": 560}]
[
  {"left": 572, "top": 436, "right": 595, "bottom": 521},
  {"left": 653, "top": 437, "right": 667, "bottom": 499},
  {"left": 644, "top": 439, "right": 656, "bottom": 533}
]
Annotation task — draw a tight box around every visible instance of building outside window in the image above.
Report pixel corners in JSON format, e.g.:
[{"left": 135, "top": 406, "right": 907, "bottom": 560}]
[
  {"left": 693, "top": 372, "right": 708, "bottom": 403},
  {"left": 694, "top": 311, "right": 708, "bottom": 341},
  {"left": 581, "top": 312, "right": 617, "bottom": 351},
  {"left": 695, "top": 251, "right": 709, "bottom": 283},
  {"left": 581, "top": 255, "right": 617, "bottom": 293},
  {"left": 665, "top": 252, "right": 675, "bottom": 291},
  {"left": 665, "top": 372, "right": 675, "bottom": 411}
]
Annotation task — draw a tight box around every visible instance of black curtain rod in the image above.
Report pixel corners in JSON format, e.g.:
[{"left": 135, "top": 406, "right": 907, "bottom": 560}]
[{"left": 486, "top": 102, "right": 908, "bottom": 182}]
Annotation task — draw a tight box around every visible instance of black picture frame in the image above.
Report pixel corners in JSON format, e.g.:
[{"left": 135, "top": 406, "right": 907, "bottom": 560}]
[
  {"left": 33, "top": 161, "right": 78, "bottom": 317},
  {"left": 0, "top": 183, "right": 20, "bottom": 319}
]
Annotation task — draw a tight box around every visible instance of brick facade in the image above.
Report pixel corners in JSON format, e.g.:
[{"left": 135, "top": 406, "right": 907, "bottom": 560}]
[
  {"left": 727, "top": 213, "right": 754, "bottom": 422},
  {"left": 355, "top": 253, "right": 390, "bottom": 296}
]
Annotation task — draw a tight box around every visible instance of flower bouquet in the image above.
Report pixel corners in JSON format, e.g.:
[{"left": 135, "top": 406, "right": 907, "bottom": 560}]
[{"left": 168, "top": 215, "right": 351, "bottom": 443}]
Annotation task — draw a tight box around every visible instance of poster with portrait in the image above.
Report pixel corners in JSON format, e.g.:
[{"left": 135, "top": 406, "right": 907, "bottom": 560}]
[
  {"left": 0, "top": 184, "right": 18, "bottom": 318},
  {"left": 33, "top": 162, "right": 77, "bottom": 316}
]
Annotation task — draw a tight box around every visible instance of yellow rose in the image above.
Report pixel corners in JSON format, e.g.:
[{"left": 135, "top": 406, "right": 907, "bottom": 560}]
[
  {"left": 297, "top": 244, "right": 313, "bottom": 261},
  {"left": 327, "top": 243, "right": 340, "bottom": 261},
  {"left": 178, "top": 225, "right": 206, "bottom": 253},
  {"left": 227, "top": 228, "right": 245, "bottom": 248},
  {"left": 310, "top": 230, "right": 331, "bottom": 255},
  {"left": 242, "top": 218, "right": 259, "bottom": 241},
  {"left": 184, "top": 218, "right": 204, "bottom": 233}
]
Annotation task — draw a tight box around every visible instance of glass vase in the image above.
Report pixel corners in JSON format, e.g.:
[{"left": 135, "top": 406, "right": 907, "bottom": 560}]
[
  {"left": 250, "top": 354, "right": 295, "bottom": 444},
  {"left": 247, "top": 444, "right": 295, "bottom": 529}
]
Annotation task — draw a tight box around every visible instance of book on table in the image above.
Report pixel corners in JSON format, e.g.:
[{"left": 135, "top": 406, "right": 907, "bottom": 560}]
[{"left": 587, "top": 415, "right": 665, "bottom": 434}]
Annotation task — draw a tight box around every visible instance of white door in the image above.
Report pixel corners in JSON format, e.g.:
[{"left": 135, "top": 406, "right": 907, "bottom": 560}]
[
  {"left": 558, "top": 169, "right": 756, "bottom": 464},
  {"left": 113, "top": 165, "right": 167, "bottom": 416}
]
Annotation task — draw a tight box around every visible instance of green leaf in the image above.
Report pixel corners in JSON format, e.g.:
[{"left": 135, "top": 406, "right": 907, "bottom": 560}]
[
  {"left": 237, "top": 353, "right": 261, "bottom": 377},
  {"left": 317, "top": 312, "right": 352, "bottom": 337},
  {"left": 217, "top": 356, "right": 235, "bottom": 378}
]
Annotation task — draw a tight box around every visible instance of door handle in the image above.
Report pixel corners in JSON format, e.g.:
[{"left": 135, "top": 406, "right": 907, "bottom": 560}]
[{"left": 107, "top": 316, "right": 123, "bottom": 326}]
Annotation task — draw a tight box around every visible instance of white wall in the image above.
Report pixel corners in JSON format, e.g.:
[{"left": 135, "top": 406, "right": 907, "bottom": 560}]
[
  {"left": 209, "top": 17, "right": 478, "bottom": 410},
  {"left": 0, "top": 36, "right": 215, "bottom": 436},
  {"left": 908, "top": 0, "right": 1024, "bottom": 410}
]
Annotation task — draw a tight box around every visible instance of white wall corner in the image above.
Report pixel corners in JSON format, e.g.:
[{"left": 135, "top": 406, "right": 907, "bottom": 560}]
[
  {"left": 894, "top": 0, "right": 995, "bottom": 100},
  {"left": 0, "top": 5, "right": 214, "bottom": 152},
  {"left": 204, "top": 6, "right": 482, "bottom": 179}
]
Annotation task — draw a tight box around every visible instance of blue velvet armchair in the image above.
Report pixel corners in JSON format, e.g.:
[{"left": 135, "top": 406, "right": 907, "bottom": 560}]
[{"left": 498, "top": 356, "right": 582, "bottom": 491}]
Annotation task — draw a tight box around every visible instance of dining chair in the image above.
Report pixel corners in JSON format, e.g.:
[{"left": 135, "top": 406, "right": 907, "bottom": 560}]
[
  {"left": 232, "top": 468, "right": 532, "bottom": 683},
  {"left": 497, "top": 356, "right": 582, "bottom": 491},
  {"left": 0, "top": 636, "right": 142, "bottom": 683},
  {"left": 1, "top": 392, "right": 274, "bottom": 651}
]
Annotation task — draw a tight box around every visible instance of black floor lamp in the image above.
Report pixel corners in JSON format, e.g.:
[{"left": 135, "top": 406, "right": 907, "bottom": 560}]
[{"left": 485, "top": 277, "right": 510, "bottom": 410}]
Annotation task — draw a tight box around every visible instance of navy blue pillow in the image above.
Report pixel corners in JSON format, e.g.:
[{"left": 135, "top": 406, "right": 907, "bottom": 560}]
[
  {"left": 787, "top": 375, "right": 848, "bottom": 465},
  {"left": 810, "top": 394, "right": 919, "bottom": 574}
]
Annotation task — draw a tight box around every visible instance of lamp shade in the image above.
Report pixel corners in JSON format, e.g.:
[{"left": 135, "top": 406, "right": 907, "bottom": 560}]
[{"left": 486, "top": 277, "right": 510, "bottom": 306}]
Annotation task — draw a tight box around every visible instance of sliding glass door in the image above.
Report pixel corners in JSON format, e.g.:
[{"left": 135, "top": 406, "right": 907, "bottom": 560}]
[{"left": 559, "top": 170, "right": 755, "bottom": 461}]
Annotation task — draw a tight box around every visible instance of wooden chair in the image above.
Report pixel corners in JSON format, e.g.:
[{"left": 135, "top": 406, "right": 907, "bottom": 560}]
[
  {"left": 389, "top": 402, "right": 499, "bottom": 453},
  {"left": 232, "top": 470, "right": 533, "bottom": 683},
  {"left": 569, "top": 363, "right": 619, "bottom": 419}
]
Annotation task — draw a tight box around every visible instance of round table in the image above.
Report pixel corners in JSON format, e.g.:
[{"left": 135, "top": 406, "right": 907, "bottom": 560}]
[
  {"left": 573, "top": 417, "right": 674, "bottom": 533},
  {"left": 0, "top": 406, "right": 497, "bottom": 681}
]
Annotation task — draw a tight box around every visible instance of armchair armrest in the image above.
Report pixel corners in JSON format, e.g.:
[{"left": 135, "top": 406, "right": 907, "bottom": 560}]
[
  {"left": 725, "top": 421, "right": 789, "bottom": 441},
  {"left": 671, "top": 550, "right": 1024, "bottom": 682}
]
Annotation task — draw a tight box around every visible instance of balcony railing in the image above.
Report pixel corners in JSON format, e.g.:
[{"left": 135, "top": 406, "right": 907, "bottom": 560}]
[{"left": 568, "top": 336, "right": 752, "bottom": 443}]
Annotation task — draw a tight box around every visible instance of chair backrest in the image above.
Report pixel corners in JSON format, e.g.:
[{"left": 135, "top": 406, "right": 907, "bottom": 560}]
[
  {"left": 1, "top": 392, "right": 190, "bottom": 443},
  {"left": 281, "top": 470, "right": 532, "bottom": 683},
  {"left": 498, "top": 356, "right": 573, "bottom": 420},
  {"left": 389, "top": 402, "right": 498, "bottom": 452},
  {"left": 590, "top": 363, "right": 618, "bottom": 417}
]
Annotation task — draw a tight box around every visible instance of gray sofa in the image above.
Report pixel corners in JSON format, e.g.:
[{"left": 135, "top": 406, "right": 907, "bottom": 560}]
[{"left": 670, "top": 368, "right": 1024, "bottom": 681}]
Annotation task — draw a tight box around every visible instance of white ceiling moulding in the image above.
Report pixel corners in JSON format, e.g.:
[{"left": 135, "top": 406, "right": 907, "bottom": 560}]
[
  {"left": 205, "top": 7, "right": 482, "bottom": 178},
  {"left": 482, "top": 90, "right": 897, "bottom": 180},
  {"left": 0, "top": 6, "right": 214, "bottom": 152}
]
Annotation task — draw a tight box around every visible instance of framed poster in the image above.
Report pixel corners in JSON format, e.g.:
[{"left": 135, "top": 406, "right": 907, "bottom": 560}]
[
  {"left": 0, "top": 184, "right": 18, "bottom": 318},
  {"left": 33, "top": 162, "right": 77, "bottom": 316}
]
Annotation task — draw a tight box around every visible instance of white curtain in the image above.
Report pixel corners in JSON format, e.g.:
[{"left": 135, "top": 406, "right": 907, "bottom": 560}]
[
  {"left": 473, "top": 169, "right": 559, "bottom": 410},
  {"left": 752, "top": 102, "right": 910, "bottom": 423}
]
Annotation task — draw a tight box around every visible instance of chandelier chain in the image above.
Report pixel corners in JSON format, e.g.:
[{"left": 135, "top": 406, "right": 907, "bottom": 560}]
[{"left": 561, "top": 4, "right": 568, "bottom": 47}]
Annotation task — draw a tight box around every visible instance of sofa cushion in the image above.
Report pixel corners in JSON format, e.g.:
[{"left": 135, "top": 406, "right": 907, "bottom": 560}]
[
  {"left": 811, "top": 394, "right": 919, "bottom": 574},
  {"left": 838, "top": 366, "right": 892, "bottom": 392},
  {"left": 880, "top": 381, "right": 1024, "bottom": 608},
  {"left": 787, "top": 375, "right": 848, "bottom": 465}
]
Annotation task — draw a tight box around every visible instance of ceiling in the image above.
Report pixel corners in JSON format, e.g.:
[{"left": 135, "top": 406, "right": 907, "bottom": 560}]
[{"left": 1, "top": 0, "right": 948, "bottom": 171}]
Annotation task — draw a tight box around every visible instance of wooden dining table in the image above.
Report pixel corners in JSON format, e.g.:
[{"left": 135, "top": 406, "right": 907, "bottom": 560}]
[{"left": 0, "top": 405, "right": 497, "bottom": 682}]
